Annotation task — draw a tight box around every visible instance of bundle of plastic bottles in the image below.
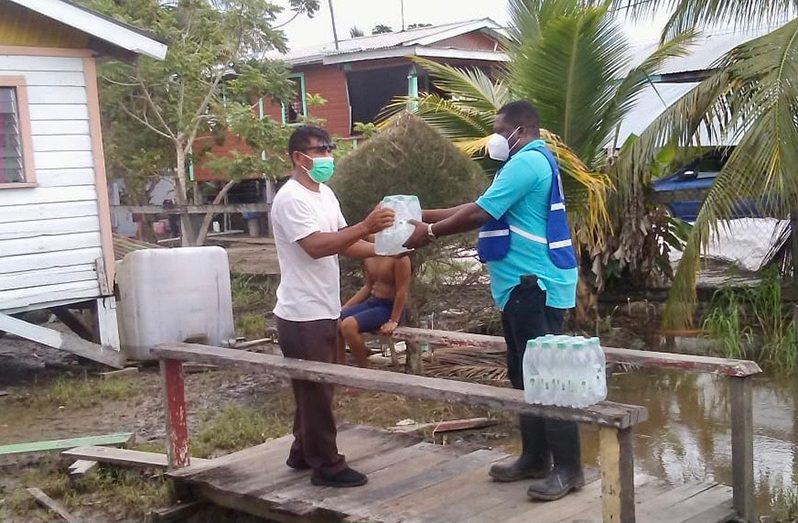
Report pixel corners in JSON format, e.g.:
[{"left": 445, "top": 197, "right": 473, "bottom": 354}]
[{"left": 522, "top": 335, "right": 607, "bottom": 408}]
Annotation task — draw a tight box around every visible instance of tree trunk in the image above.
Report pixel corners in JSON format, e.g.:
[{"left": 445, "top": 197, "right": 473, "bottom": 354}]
[
  {"left": 195, "top": 179, "right": 237, "bottom": 246},
  {"left": 175, "top": 144, "right": 196, "bottom": 247}
]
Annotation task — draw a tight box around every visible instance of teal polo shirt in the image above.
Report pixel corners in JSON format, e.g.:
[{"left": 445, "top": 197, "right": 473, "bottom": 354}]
[{"left": 475, "top": 139, "right": 578, "bottom": 311}]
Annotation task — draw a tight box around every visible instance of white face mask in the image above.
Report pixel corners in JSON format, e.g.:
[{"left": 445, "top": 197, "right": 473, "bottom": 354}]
[{"left": 486, "top": 127, "right": 521, "bottom": 161}]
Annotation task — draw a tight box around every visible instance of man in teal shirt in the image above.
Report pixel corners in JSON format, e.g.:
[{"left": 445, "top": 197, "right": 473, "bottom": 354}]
[{"left": 404, "top": 101, "right": 581, "bottom": 502}]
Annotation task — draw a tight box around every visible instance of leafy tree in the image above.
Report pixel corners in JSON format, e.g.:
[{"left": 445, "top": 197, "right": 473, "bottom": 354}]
[
  {"left": 372, "top": 24, "right": 393, "bottom": 34},
  {"left": 349, "top": 26, "right": 364, "bottom": 38},
  {"left": 81, "top": 0, "right": 319, "bottom": 245}
]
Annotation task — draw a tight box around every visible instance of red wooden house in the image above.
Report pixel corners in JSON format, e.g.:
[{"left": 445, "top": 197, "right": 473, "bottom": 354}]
[{"left": 192, "top": 18, "right": 507, "bottom": 183}]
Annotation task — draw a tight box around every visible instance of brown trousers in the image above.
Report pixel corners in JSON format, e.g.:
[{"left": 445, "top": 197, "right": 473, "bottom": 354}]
[{"left": 276, "top": 316, "right": 347, "bottom": 475}]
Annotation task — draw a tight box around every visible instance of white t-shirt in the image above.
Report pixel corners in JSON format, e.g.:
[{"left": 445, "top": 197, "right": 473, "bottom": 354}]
[{"left": 272, "top": 178, "right": 348, "bottom": 321}]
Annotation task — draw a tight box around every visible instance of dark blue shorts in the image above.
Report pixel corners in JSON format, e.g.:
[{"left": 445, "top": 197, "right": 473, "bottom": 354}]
[{"left": 340, "top": 298, "right": 394, "bottom": 332}]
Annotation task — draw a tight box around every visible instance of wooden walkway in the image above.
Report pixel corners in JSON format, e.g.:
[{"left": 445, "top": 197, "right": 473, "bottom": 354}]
[{"left": 169, "top": 425, "right": 735, "bottom": 523}]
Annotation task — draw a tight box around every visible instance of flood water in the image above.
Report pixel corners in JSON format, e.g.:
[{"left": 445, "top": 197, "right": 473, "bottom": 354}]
[{"left": 570, "top": 330, "right": 798, "bottom": 520}]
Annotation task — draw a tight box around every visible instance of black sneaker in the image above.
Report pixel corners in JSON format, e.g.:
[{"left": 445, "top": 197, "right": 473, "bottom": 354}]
[{"left": 310, "top": 467, "right": 368, "bottom": 488}]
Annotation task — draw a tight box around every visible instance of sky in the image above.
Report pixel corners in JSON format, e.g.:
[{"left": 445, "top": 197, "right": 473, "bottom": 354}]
[{"left": 272, "top": 0, "right": 673, "bottom": 51}]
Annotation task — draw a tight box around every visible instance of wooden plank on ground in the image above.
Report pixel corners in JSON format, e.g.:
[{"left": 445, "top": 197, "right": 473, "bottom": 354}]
[
  {"left": 153, "top": 344, "right": 646, "bottom": 429},
  {"left": 99, "top": 367, "right": 138, "bottom": 379},
  {"left": 0, "top": 433, "right": 133, "bottom": 455},
  {"left": 67, "top": 459, "right": 97, "bottom": 479},
  {"left": 390, "top": 327, "right": 762, "bottom": 377},
  {"left": 62, "top": 446, "right": 209, "bottom": 469},
  {"left": 26, "top": 488, "right": 79, "bottom": 523}
]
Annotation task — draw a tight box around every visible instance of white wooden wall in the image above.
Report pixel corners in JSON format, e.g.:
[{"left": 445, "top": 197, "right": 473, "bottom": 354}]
[{"left": 0, "top": 54, "right": 103, "bottom": 313}]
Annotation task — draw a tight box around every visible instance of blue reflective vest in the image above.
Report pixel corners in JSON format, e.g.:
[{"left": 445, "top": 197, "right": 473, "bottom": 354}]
[{"left": 476, "top": 144, "right": 577, "bottom": 270}]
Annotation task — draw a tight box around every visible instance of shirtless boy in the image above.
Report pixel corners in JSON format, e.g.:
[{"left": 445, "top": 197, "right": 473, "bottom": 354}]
[{"left": 338, "top": 248, "right": 411, "bottom": 367}]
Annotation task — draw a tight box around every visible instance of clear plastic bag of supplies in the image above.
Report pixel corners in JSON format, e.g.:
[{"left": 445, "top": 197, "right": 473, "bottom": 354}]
[{"left": 374, "top": 195, "right": 422, "bottom": 256}]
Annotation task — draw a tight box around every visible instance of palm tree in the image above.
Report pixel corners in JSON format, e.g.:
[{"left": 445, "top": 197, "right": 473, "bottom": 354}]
[
  {"left": 382, "top": 0, "right": 695, "bottom": 297},
  {"left": 608, "top": 1, "right": 798, "bottom": 328}
]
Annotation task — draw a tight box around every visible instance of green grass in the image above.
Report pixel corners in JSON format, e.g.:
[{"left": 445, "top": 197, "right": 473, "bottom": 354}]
[
  {"left": 236, "top": 312, "right": 267, "bottom": 338},
  {"left": 701, "top": 269, "right": 796, "bottom": 372},
  {"left": 231, "top": 274, "right": 278, "bottom": 315},
  {"left": 12, "top": 376, "right": 135, "bottom": 409},
  {"left": 3, "top": 459, "right": 170, "bottom": 521},
  {"left": 191, "top": 404, "right": 292, "bottom": 459}
]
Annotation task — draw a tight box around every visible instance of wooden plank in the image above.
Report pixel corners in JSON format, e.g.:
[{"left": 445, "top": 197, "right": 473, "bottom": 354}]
[
  {"left": 0, "top": 433, "right": 132, "bottom": 455},
  {"left": 99, "top": 367, "right": 138, "bottom": 379},
  {"left": 149, "top": 501, "right": 204, "bottom": 523},
  {"left": 35, "top": 168, "right": 95, "bottom": 187},
  {"left": 599, "top": 427, "right": 635, "bottom": 523},
  {"left": 0, "top": 201, "right": 98, "bottom": 224},
  {"left": 31, "top": 150, "right": 94, "bottom": 170},
  {"left": 27, "top": 86, "right": 88, "bottom": 105},
  {"left": 67, "top": 459, "right": 97, "bottom": 478},
  {"left": 32, "top": 134, "right": 92, "bottom": 153},
  {"left": 0, "top": 265, "right": 97, "bottom": 291},
  {"left": 6, "top": 71, "right": 86, "bottom": 87},
  {"left": 51, "top": 305, "right": 95, "bottom": 341},
  {"left": 153, "top": 343, "right": 647, "bottom": 429},
  {"left": 0, "top": 247, "right": 102, "bottom": 274},
  {"left": 31, "top": 120, "right": 90, "bottom": 136},
  {"left": 682, "top": 499, "right": 736, "bottom": 523},
  {"left": 730, "top": 376, "right": 755, "bottom": 522},
  {"left": 651, "top": 484, "right": 734, "bottom": 523},
  {"left": 0, "top": 280, "right": 100, "bottom": 310},
  {"left": 116, "top": 202, "right": 272, "bottom": 215},
  {"left": 0, "top": 186, "right": 96, "bottom": 207},
  {"left": 0, "top": 55, "right": 84, "bottom": 72},
  {"left": 161, "top": 359, "right": 190, "bottom": 469},
  {"left": 62, "top": 445, "right": 209, "bottom": 469},
  {"left": 0, "top": 313, "right": 123, "bottom": 368},
  {"left": 391, "top": 327, "right": 763, "bottom": 377},
  {"left": 0, "top": 231, "right": 102, "bottom": 257},
  {"left": 29, "top": 103, "right": 89, "bottom": 121},
  {"left": 0, "top": 216, "right": 100, "bottom": 240},
  {"left": 26, "top": 487, "right": 79, "bottom": 523}
]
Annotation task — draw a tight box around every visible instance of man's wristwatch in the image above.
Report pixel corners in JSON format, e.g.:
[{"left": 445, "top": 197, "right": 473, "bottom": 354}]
[{"left": 426, "top": 223, "right": 437, "bottom": 241}]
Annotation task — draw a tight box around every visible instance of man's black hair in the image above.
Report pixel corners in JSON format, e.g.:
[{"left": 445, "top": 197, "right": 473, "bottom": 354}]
[
  {"left": 497, "top": 101, "right": 540, "bottom": 133},
  {"left": 288, "top": 125, "right": 331, "bottom": 157}
]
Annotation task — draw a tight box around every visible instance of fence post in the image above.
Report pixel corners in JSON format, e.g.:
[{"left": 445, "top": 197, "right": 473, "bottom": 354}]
[
  {"left": 161, "top": 358, "right": 190, "bottom": 469},
  {"left": 729, "top": 376, "right": 755, "bottom": 522},
  {"left": 599, "top": 427, "right": 635, "bottom": 523}
]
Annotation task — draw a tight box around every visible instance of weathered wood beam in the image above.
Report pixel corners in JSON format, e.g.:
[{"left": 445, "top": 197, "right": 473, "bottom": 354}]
[
  {"left": 600, "top": 427, "right": 635, "bottom": 523},
  {"left": 730, "top": 376, "right": 756, "bottom": 522},
  {"left": 0, "top": 313, "right": 125, "bottom": 368},
  {"left": 161, "top": 359, "right": 190, "bottom": 469},
  {"left": 152, "top": 343, "right": 647, "bottom": 429},
  {"left": 114, "top": 203, "right": 271, "bottom": 215},
  {"left": 391, "top": 327, "right": 762, "bottom": 377}
]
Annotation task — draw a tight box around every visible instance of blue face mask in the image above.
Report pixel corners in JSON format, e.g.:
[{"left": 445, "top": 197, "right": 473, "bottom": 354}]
[{"left": 301, "top": 154, "right": 335, "bottom": 183}]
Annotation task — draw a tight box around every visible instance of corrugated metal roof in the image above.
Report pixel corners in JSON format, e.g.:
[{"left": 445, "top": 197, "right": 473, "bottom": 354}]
[
  {"left": 615, "top": 82, "right": 740, "bottom": 147},
  {"left": 627, "top": 24, "right": 781, "bottom": 76},
  {"left": 275, "top": 18, "right": 504, "bottom": 65}
]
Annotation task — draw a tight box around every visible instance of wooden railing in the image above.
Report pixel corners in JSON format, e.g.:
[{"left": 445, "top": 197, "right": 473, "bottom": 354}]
[
  {"left": 153, "top": 343, "right": 647, "bottom": 523},
  {"left": 389, "top": 327, "right": 763, "bottom": 523}
]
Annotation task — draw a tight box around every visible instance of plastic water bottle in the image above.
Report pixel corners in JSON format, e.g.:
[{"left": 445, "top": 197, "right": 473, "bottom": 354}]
[
  {"left": 570, "top": 339, "right": 590, "bottom": 407},
  {"left": 523, "top": 339, "right": 541, "bottom": 404},
  {"left": 539, "top": 339, "right": 555, "bottom": 404},
  {"left": 554, "top": 340, "right": 570, "bottom": 406},
  {"left": 588, "top": 337, "right": 607, "bottom": 404}
]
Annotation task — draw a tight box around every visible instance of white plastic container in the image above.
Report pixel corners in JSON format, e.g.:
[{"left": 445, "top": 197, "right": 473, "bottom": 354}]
[
  {"left": 116, "top": 247, "right": 235, "bottom": 360},
  {"left": 374, "top": 195, "right": 422, "bottom": 256}
]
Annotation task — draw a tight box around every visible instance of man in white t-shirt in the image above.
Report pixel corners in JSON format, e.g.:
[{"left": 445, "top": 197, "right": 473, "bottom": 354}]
[{"left": 271, "top": 125, "right": 394, "bottom": 488}]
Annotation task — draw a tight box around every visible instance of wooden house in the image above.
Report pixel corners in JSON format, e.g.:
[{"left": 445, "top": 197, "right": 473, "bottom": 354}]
[{"left": 0, "top": 0, "right": 167, "bottom": 366}]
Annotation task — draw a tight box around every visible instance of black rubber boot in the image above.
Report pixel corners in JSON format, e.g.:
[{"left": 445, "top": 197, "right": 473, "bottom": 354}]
[
  {"left": 526, "top": 420, "right": 584, "bottom": 501},
  {"left": 489, "top": 414, "right": 551, "bottom": 482}
]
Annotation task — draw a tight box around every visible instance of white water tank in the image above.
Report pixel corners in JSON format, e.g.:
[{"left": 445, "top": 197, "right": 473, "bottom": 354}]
[{"left": 117, "top": 247, "right": 235, "bottom": 360}]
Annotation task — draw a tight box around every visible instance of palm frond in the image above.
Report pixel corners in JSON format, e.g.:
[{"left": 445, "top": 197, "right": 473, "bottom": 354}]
[
  {"left": 509, "top": 1, "right": 630, "bottom": 160},
  {"left": 654, "top": 20, "right": 798, "bottom": 328},
  {"left": 608, "top": 0, "right": 797, "bottom": 41}
]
